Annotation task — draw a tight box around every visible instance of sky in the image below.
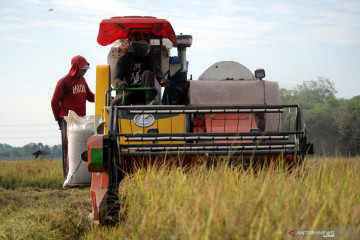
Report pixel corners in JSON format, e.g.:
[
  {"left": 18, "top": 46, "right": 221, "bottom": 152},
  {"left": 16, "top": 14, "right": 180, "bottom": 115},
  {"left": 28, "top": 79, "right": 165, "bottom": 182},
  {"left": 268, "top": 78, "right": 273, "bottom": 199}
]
[{"left": 0, "top": 0, "right": 359, "bottom": 147}]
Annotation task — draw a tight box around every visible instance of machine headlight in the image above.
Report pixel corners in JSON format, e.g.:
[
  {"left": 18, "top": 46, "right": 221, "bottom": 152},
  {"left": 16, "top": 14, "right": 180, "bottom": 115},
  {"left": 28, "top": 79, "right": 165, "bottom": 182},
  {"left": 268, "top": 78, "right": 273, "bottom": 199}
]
[{"left": 255, "top": 68, "right": 265, "bottom": 80}]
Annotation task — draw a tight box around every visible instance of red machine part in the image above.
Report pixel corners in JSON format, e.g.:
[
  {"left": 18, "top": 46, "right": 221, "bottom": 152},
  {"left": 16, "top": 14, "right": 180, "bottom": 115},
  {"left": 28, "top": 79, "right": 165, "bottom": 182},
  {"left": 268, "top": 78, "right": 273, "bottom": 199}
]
[
  {"left": 90, "top": 171, "right": 109, "bottom": 222},
  {"left": 88, "top": 135, "right": 106, "bottom": 172},
  {"left": 97, "top": 16, "right": 178, "bottom": 46},
  {"left": 193, "top": 113, "right": 258, "bottom": 137},
  {"left": 87, "top": 135, "right": 109, "bottom": 222},
  {"left": 205, "top": 113, "right": 258, "bottom": 133}
]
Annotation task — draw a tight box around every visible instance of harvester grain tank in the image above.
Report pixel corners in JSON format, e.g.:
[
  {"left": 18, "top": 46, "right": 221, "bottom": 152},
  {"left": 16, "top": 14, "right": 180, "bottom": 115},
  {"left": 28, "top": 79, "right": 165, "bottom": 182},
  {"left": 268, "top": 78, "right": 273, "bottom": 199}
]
[{"left": 85, "top": 16, "right": 313, "bottom": 223}]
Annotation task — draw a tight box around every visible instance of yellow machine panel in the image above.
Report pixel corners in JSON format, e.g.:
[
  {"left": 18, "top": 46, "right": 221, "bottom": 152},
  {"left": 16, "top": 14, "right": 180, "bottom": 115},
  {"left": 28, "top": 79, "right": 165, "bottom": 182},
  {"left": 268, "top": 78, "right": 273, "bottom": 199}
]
[
  {"left": 102, "top": 107, "right": 186, "bottom": 145},
  {"left": 95, "top": 65, "right": 109, "bottom": 117},
  {"left": 119, "top": 113, "right": 186, "bottom": 145}
]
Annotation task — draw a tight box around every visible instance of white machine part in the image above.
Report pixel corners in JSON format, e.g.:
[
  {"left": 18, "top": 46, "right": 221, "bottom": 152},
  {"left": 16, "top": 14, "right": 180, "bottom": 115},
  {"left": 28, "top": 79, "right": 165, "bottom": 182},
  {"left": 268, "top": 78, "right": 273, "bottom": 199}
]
[
  {"left": 198, "top": 61, "right": 255, "bottom": 80},
  {"left": 191, "top": 61, "right": 280, "bottom": 131}
]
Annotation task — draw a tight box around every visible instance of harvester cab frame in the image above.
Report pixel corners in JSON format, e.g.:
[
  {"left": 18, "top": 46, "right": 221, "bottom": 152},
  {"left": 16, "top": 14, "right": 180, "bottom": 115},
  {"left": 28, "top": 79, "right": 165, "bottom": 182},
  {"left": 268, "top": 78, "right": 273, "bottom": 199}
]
[{"left": 87, "top": 16, "right": 314, "bottom": 223}]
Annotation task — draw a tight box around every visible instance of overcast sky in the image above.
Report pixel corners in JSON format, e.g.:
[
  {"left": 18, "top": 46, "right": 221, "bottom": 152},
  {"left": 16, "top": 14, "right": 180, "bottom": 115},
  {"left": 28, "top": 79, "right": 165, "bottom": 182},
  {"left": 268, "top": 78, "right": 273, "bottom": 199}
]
[{"left": 0, "top": 0, "right": 359, "bottom": 147}]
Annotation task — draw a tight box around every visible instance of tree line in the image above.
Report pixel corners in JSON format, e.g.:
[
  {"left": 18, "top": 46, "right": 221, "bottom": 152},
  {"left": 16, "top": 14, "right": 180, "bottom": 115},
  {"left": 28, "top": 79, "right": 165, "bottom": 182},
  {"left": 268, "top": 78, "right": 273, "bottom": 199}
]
[
  {"left": 0, "top": 143, "right": 62, "bottom": 160},
  {"left": 281, "top": 77, "right": 360, "bottom": 156}
]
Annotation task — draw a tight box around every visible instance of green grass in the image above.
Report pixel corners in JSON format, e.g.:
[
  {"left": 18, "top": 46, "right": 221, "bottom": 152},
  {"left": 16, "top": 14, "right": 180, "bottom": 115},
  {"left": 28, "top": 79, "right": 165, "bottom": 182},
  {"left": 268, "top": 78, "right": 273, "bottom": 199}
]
[
  {"left": 0, "top": 160, "right": 92, "bottom": 240},
  {"left": 1, "top": 157, "right": 360, "bottom": 239},
  {"left": 0, "top": 160, "right": 63, "bottom": 189},
  {"left": 0, "top": 187, "right": 91, "bottom": 239}
]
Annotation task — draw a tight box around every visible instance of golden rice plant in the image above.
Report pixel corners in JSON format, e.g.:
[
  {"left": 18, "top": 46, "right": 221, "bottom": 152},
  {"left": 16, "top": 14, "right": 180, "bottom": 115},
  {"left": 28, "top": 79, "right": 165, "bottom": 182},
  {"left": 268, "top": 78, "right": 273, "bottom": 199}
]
[
  {"left": 0, "top": 159, "right": 63, "bottom": 189},
  {"left": 84, "top": 156, "right": 360, "bottom": 240},
  {"left": 1, "top": 157, "right": 359, "bottom": 239}
]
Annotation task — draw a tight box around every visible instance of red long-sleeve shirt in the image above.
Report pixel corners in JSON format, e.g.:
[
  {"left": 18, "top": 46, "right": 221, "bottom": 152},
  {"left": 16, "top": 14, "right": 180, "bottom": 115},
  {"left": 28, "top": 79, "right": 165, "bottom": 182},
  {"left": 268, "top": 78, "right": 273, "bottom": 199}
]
[{"left": 51, "top": 55, "right": 95, "bottom": 121}]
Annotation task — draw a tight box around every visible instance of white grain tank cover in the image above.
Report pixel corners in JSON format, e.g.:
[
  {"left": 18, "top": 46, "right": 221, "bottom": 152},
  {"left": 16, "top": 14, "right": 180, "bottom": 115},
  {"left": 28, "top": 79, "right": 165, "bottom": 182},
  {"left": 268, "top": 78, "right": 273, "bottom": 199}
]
[
  {"left": 198, "top": 61, "right": 255, "bottom": 80},
  {"left": 189, "top": 80, "right": 281, "bottom": 131}
]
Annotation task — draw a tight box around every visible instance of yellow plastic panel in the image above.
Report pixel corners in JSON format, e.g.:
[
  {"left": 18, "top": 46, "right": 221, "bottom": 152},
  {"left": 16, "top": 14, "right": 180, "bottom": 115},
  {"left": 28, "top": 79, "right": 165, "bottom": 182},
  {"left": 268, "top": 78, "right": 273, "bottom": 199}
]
[
  {"left": 95, "top": 65, "right": 109, "bottom": 117},
  {"left": 103, "top": 107, "right": 110, "bottom": 134},
  {"left": 119, "top": 114, "right": 185, "bottom": 145}
]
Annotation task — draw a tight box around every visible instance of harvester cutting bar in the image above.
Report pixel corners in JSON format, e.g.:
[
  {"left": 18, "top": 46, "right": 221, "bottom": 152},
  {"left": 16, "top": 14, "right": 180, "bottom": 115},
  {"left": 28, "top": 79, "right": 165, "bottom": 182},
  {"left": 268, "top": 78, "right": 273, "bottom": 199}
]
[
  {"left": 117, "top": 104, "right": 296, "bottom": 114},
  {"left": 129, "top": 108, "right": 283, "bottom": 114},
  {"left": 120, "top": 131, "right": 302, "bottom": 142},
  {"left": 125, "top": 136, "right": 288, "bottom": 141},
  {"left": 120, "top": 142, "right": 296, "bottom": 151},
  {"left": 119, "top": 150, "right": 297, "bottom": 157}
]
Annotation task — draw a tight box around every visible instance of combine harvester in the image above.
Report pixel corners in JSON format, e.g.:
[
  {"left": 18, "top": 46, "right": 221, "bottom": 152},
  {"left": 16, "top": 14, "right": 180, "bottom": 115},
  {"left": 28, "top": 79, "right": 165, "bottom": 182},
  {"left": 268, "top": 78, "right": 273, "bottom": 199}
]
[{"left": 85, "top": 16, "right": 313, "bottom": 223}]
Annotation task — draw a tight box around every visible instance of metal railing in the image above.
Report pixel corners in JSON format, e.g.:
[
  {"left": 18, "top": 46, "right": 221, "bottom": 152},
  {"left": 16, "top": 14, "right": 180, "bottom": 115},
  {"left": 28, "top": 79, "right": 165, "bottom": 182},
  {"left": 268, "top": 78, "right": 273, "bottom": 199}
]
[{"left": 106, "top": 104, "right": 307, "bottom": 157}]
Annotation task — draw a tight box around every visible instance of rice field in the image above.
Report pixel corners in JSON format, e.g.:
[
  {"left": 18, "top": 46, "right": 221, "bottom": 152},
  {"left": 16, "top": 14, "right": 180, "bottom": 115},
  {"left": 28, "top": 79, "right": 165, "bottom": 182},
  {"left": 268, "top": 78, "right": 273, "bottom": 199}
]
[{"left": 0, "top": 157, "right": 359, "bottom": 239}]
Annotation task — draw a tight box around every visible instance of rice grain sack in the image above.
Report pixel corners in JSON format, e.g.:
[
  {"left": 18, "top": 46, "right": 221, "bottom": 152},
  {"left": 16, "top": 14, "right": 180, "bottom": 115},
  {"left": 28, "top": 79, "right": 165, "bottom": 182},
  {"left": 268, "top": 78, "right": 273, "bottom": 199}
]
[{"left": 63, "top": 110, "right": 94, "bottom": 188}]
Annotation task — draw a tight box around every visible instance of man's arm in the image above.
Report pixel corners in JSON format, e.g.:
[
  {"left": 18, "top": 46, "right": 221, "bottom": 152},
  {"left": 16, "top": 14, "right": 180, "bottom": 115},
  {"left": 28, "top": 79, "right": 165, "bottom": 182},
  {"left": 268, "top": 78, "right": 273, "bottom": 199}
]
[
  {"left": 85, "top": 81, "right": 95, "bottom": 102},
  {"left": 152, "top": 56, "right": 170, "bottom": 87}
]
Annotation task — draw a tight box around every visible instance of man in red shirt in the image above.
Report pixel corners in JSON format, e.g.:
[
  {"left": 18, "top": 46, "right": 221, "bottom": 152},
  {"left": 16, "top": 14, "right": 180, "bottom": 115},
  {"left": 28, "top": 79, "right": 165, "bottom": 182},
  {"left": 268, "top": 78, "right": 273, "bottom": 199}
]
[{"left": 51, "top": 55, "right": 95, "bottom": 179}]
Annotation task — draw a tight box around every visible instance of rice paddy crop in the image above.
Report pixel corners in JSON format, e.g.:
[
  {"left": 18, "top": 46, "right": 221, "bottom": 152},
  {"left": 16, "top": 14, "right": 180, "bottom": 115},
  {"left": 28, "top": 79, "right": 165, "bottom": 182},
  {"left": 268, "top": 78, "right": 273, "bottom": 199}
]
[{"left": 1, "top": 157, "right": 359, "bottom": 239}]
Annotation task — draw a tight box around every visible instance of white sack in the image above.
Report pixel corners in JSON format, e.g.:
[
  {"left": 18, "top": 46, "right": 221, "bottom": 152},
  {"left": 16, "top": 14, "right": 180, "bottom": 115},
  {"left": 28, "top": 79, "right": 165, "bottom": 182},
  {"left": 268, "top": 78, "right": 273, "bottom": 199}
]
[{"left": 63, "top": 110, "right": 94, "bottom": 188}]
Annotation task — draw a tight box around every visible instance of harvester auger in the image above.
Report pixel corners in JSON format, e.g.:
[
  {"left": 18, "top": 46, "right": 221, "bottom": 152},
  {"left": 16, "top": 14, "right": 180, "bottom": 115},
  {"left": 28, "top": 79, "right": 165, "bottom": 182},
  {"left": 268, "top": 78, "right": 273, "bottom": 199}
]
[{"left": 85, "top": 16, "right": 313, "bottom": 223}]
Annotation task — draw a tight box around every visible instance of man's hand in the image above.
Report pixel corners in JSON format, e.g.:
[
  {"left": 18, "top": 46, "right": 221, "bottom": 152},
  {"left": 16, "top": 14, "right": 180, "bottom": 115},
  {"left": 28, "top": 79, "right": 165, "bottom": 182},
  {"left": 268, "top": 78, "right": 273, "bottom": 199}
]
[
  {"left": 118, "top": 81, "right": 128, "bottom": 90},
  {"left": 160, "top": 79, "right": 171, "bottom": 87}
]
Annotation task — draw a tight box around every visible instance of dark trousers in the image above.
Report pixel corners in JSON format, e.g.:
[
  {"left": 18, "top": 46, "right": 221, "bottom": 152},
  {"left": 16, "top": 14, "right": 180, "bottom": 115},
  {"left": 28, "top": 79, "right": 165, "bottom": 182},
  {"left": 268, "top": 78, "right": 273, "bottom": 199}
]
[
  {"left": 112, "top": 70, "right": 157, "bottom": 106},
  {"left": 59, "top": 118, "right": 68, "bottom": 180}
]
